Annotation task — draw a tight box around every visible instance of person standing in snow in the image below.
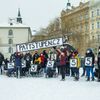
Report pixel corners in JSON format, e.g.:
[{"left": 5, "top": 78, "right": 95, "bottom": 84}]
[
  {"left": 14, "top": 52, "right": 23, "bottom": 78},
  {"left": 0, "top": 52, "right": 4, "bottom": 74},
  {"left": 85, "top": 49, "right": 95, "bottom": 81},
  {"left": 53, "top": 46, "right": 67, "bottom": 81},
  {"left": 97, "top": 47, "right": 100, "bottom": 82}
]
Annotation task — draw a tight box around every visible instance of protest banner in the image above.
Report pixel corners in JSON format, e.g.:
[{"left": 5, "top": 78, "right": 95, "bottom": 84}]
[{"left": 16, "top": 38, "right": 63, "bottom": 52}]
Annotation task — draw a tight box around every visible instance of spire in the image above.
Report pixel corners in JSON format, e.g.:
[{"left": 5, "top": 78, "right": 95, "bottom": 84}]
[
  {"left": 17, "top": 8, "right": 22, "bottom": 23},
  {"left": 66, "top": 0, "right": 71, "bottom": 10},
  {"left": 18, "top": 8, "right": 21, "bottom": 17}
]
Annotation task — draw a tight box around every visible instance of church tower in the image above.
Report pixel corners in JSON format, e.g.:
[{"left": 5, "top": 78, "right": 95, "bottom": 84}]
[
  {"left": 66, "top": 0, "right": 71, "bottom": 10},
  {"left": 17, "top": 8, "right": 22, "bottom": 23}
]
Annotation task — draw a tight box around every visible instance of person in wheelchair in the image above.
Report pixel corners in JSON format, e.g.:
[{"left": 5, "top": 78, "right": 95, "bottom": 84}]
[
  {"left": 34, "top": 55, "right": 42, "bottom": 74},
  {"left": 24, "top": 52, "right": 32, "bottom": 75}
]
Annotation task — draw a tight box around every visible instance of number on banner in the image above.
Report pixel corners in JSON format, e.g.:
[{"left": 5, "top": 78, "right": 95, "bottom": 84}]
[
  {"left": 47, "top": 60, "right": 54, "bottom": 68},
  {"left": 70, "top": 59, "right": 77, "bottom": 67},
  {"left": 30, "top": 64, "right": 37, "bottom": 72},
  {"left": 7, "top": 63, "right": 14, "bottom": 69},
  {"left": 85, "top": 57, "right": 92, "bottom": 66}
]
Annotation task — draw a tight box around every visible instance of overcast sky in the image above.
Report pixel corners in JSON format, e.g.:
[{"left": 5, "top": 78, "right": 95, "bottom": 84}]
[{"left": 0, "top": 0, "right": 87, "bottom": 31}]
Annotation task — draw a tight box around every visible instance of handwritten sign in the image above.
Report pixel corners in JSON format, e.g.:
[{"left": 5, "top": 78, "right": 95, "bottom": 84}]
[
  {"left": 16, "top": 38, "right": 63, "bottom": 52},
  {"left": 47, "top": 60, "right": 54, "bottom": 68},
  {"left": 70, "top": 59, "right": 77, "bottom": 67},
  {"left": 85, "top": 57, "right": 93, "bottom": 66}
]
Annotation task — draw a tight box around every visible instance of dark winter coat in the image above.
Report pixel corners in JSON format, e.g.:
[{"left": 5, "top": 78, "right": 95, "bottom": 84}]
[
  {"left": 15, "top": 54, "right": 22, "bottom": 67},
  {"left": 33, "top": 53, "right": 39, "bottom": 64},
  {"left": 0, "top": 52, "right": 4, "bottom": 65},
  {"left": 97, "top": 52, "right": 100, "bottom": 69},
  {"left": 85, "top": 52, "right": 95, "bottom": 68},
  {"left": 24, "top": 53, "right": 32, "bottom": 63}
]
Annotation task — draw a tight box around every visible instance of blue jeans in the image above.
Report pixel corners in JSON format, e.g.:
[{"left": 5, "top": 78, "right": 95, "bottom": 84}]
[{"left": 86, "top": 67, "right": 94, "bottom": 78}]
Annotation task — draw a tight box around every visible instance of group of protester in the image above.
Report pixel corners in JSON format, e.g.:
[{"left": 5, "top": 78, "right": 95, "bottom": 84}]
[{"left": 0, "top": 46, "right": 100, "bottom": 82}]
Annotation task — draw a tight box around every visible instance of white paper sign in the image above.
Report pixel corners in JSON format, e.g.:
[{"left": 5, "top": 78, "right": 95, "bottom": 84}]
[
  {"left": 30, "top": 64, "right": 37, "bottom": 72},
  {"left": 47, "top": 60, "right": 54, "bottom": 68},
  {"left": 85, "top": 57, "right": 92, "bottom": 66},
  {"left": 70, "top": 59, "right": 77, "bottom": 67},
  {"left": 16, "top": 38, "right": 63, "bottom": 52},
  {"left": 7, "top": 63, "right": 14, "bottom": 69}
]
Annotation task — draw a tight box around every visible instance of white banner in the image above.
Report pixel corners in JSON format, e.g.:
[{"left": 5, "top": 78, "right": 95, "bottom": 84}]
[
  {"left": 70, "top": 59, "right": 77, "bottom": 68},
  {"left": 85, "top": 57, "right": 93, "bottom": 66},
  {"left": 16, "top": 38, "right": 63, "bottom": 52}
]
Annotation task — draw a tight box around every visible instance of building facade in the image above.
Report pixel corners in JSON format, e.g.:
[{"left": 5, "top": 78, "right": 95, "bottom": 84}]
[
  {"left": 89, "top": 0, "right": 100, "bottom": 53},
  {"left": 0, "top": 9, "right": 32, "bottom": 58},
  {"left": 61, "top": 1, "right": 90, "bottom": 55}
]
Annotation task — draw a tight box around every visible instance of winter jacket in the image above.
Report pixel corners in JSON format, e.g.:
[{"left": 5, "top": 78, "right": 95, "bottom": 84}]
[
  {"left": 24, "top": 53, "right": 32, "bottom": 63},
  {"left": 0, "top": 53, "right": 4, "bottom": 65},
  {"left": 15, "top": 54, "right": 22, "bottom": 67},
  {"left": 97, "top": 52, "right": 100, "bottom": 69},
  {"left": 75, "top": 55, "right": 81, "bottom": 68},
  {"left": 56, "top": 49, "right": 66, "bottom": 66}
]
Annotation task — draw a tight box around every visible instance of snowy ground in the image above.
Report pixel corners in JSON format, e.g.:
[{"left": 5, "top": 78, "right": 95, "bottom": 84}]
[{"left": 0, "top": 71, "right": 100, "bottom": 100}]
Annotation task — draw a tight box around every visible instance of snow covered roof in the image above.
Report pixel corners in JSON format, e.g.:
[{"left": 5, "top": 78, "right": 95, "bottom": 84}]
[{"left": 0, "top": 23, "right": 30, "bottom": 28}]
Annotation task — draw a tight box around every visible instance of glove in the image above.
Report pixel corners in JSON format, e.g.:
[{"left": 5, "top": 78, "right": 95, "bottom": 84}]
[{"left": 53, "top": 46, "right": 56, "bottom": 50}]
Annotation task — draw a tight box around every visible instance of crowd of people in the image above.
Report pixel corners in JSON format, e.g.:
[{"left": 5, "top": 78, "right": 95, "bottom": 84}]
[{"left": 0, "top": 46, "right": 100, "bottom": 82}]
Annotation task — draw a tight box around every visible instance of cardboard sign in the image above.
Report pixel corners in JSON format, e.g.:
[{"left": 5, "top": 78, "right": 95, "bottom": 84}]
[
  {"left": 46, "top": 60, "right": 54, "bottom": 68},
  {"left": 70, "top": 59, "right": 77, "bottom": 67},
  {"left": 85, "top": 57, "right": 92, "bottom": 66},
  {"left": 16, "top": 38, "right": 63, "bottom": 52},
  {"left": 30, "top": 64, "right": 37, "bottom": 72},
  {"left": 7, "top": 63, "right": 14, "bottom": 69}
]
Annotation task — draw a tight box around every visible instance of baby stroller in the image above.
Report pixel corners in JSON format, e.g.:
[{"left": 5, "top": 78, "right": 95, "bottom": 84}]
[
  {"left": 45, "top": 60, "right": 56, "bottom": 78},
  {"left": 7, "top": 62, "right": 16, "bottom": 77}
]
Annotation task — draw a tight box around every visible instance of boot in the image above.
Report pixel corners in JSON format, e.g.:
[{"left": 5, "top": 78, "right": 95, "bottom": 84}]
[
  {"left": 86, "top": 77, "right": 90, "bottom": 81},
  {"left": 92, "top": 77, "right": 94, "bottom": 81}
]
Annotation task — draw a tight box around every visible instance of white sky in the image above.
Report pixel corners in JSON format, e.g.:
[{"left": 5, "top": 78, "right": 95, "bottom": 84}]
[{"left": 0, "top": 0, "right": 87, "bottom": 31}]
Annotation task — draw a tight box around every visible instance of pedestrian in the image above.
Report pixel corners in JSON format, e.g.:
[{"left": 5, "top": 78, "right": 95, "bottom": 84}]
[
  {"left": 85, "top": 48, "right": 95, "bottom": 81},
  {"left": 0, "top": 52, "right": 4, "bottom": 74},
  {"left": 14, "top": 52, "right": 23, "bottom": 78},
  {"left": 97, "top": 47, "right": 100, "bottom": 82},
  {"left": 24, "top": 51, "right": 32, "bottom": 74},
  {"left": 53, "top": 46, "right": 67, "bottom": 81}
]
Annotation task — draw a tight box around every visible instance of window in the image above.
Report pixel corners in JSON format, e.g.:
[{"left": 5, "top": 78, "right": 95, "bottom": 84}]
[
  {"left": 97, "top": 9, "right": 100, "bottom": 16},
  {"left": 98, "top": 35, "right": 100, "bottom": 42},
  {"left": 91, "top": 11, "right": 94, "bottom": 17},
  {"left": 8, "top": 29, "right": 13, "bottom": 35},
  {"left": 8, "top": 39, "right": 13, "bottom": 44},
  {"left": 97, "top": 22, "right": 100, "bottom": 29},
  {"left": 8, "top": 47, "right": 13, "bottom": 53},
  {"left": 92, "top": 23, "right": 94, "bottom": 30},
  {"left": 85, "top": 24, "right": 88, "bottom": 31}
]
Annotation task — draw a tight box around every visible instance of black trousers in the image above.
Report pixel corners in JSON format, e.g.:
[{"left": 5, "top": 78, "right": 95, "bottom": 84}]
[
  {"left": 98, "top": 68, "right": 100, "bottom": 80},
  {"left": 60, "top": 65, "right": 66, "bottom": 79}
]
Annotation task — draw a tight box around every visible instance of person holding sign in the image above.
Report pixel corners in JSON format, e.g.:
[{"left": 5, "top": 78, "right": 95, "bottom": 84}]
[
  {"left": 85, "top": 49, "right": 95, "bottom": 81},
  {"left": 70, "top": 50, "right": 81, "bottom": 81},
  {"left": 14, "top": 52, "right": 23, "bottom": 78},
  {"left": 0, "top": 52, "right": 4, "bottom": 74},
  {"left": 97, "top": 47, "right": 100, "bottom": 82}
]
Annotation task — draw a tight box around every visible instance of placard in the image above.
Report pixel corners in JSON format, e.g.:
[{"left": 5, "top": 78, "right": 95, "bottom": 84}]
[
  {"left": 70, "top": 59, "right": 77, "bottom": 67},
  {"left": 30, "top": 64, "right": 37, "bottom": 72},
  {"left": 7, "top": 63, "right": 14, "bottom": 69},
  {"left": 46, "top": 60, "right": 54, "bottom": 68},
  {"left": 16, "top": 38, "right": 63, "bottom": 52},
  {"left": 85, "top": 57, "right": 92, "bottom": 66}
]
